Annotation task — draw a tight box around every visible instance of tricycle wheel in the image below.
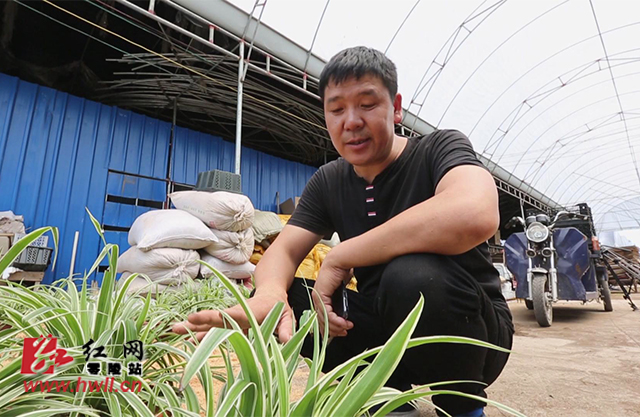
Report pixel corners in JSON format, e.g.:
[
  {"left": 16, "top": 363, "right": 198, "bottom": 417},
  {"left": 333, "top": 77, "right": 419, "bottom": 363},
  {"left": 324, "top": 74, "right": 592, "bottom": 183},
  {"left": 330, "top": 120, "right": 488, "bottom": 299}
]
[
  {"left": 525, "top": 299, "right": 534, "bottom": 310},
  {"left": 599, "top": 273, "right": 613, "bottom": 312},
  {"left": 601, "top": 284, "right": 613, "bottom": 312},
  {"left": 532, "top": 273, "right": 552, "bottom": 327}
]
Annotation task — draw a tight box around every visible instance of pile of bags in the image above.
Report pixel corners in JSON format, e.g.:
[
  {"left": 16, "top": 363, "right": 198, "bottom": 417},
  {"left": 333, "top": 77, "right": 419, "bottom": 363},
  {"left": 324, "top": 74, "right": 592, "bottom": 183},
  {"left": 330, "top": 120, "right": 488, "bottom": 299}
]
[{"left": 117, "top": 191, "right": 256, "bottom": 296}]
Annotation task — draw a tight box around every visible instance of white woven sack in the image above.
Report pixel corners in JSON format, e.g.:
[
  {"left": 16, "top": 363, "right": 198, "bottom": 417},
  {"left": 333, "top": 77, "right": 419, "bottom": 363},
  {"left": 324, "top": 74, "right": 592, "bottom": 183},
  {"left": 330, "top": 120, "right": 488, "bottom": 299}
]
[
  {"left": 117, "top": 246, "right": 200, "bottom": 285},
  {"left": 117, "top": 273, "right": 202, "bottom": 297},
  {"left": 169, "top": 191, "right": 255, "bottom": 232},
  {"left": 200, "top": 253, "right": 255, "bottom": 279},
  {"left": 128, "top": 209, "right": 218, "bottom": 251},
  {"left": 203, "top": 228, "right": 254, "bottom": 264}
]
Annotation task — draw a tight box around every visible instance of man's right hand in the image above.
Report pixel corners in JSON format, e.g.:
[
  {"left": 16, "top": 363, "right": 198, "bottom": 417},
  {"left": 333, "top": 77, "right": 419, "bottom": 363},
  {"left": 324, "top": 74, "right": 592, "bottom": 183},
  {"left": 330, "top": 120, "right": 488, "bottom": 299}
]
[
  {"left": 171, "top": 290, "right": 295, "bottom": 343},
  {"left": 173, "top": 225, "right": 321, "bottom": 343}
]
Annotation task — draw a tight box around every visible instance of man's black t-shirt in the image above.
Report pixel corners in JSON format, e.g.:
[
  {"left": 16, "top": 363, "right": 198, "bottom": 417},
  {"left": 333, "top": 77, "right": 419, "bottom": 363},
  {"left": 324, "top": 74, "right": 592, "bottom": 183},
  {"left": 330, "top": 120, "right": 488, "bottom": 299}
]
[{"left": 288, "top": 129, "right": 510, "bottom": 319}]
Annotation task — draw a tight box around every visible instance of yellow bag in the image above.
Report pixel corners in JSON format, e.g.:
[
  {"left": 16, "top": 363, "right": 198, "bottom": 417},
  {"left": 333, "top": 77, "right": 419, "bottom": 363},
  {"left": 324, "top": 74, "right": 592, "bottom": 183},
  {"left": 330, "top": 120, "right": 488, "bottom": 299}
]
[
  {"left": 257, "top": 214, "right": 357, "bottom": 291},
  {"left": 277, "top": 214, "right": 291, "bottom": 226}
]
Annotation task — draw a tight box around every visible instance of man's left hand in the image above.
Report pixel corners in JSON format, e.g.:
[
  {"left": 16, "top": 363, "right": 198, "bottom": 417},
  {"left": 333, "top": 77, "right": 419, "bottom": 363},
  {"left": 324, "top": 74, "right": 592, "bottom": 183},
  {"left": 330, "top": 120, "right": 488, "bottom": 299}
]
[{"left": 313, "top": 249, "right": 354, "bottom": 338}]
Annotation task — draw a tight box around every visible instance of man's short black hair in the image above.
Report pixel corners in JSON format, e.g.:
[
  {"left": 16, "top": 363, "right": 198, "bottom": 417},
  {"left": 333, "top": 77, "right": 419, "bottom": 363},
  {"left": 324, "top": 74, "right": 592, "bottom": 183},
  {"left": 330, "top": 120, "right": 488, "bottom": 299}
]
[{"left": 318, "top": 46, "right": 398, "bottom": 101}]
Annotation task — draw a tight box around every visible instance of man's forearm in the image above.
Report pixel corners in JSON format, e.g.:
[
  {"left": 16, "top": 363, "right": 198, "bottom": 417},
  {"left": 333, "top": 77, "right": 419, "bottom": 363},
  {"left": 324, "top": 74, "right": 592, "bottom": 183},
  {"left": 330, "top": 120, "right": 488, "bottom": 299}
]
[
  {"left": 252, "top": 224, "right": 323, "bottom": 297},
  {"left": 253, "top": 247, "right": 298, "bottom": 297}
]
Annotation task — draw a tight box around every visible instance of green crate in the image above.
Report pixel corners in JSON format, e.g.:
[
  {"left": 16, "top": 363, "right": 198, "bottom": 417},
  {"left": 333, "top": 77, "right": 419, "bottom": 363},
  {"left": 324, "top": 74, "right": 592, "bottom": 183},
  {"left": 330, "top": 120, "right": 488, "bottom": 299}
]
[
  {"left": 13, "top": 247, "right": 53, "bottom": 272},
  {"left": 195, "top": 170, "right": 242, "bottom": 193}
]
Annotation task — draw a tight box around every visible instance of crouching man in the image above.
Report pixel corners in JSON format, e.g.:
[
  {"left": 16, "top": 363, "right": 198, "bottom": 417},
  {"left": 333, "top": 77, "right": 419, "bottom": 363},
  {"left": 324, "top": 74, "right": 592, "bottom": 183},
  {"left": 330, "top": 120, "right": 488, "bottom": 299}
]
[{"left": 174, "top": 46, "right": 513, "bottom": 417}]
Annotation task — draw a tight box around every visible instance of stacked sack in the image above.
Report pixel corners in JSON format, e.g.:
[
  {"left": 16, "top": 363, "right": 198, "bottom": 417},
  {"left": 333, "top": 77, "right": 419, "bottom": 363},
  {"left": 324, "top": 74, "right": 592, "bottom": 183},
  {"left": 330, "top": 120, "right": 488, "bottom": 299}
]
[
  {"left": 117, "top": 209, "right": 218, "bottom": 296},
  {"left": 170, "top": 191, "right": 256, "bottom": 288}
]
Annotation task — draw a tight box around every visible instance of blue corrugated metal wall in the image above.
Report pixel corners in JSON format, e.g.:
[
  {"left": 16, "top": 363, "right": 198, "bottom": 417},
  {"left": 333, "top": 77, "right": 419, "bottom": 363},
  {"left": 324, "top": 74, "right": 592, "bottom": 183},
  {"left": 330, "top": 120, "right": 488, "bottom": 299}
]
[{"left": 0, "top": 73, "right": 317, "bottom": 285}]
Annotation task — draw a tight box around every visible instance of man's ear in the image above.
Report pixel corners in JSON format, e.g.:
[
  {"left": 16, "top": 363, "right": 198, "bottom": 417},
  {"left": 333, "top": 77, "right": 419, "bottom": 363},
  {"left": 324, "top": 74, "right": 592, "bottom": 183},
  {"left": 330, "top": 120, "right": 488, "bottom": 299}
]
[{"left": 393, "top": 93, "right": 403, "bottom": 124}]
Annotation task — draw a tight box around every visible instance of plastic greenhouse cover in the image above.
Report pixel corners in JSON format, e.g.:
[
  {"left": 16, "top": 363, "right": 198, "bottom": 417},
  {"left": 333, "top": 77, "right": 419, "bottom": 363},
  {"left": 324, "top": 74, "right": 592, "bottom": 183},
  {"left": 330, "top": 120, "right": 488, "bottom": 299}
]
[{"left": 211, "top": 0, "right": 640, "bottom": 232}]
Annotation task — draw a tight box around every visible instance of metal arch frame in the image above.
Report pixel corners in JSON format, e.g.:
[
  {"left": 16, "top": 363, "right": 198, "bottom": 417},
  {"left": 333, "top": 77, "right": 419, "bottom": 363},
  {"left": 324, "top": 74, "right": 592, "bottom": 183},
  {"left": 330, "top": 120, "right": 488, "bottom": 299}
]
[
  {"left": 591, "top": 208, "right": 640, "bottom": 230},
  {"left": 596, "top": 210, "right": 640, "bottom": 230},
  {"left": 432, "top": 0, "right": 570, "bottom": 130},
  {"left": 302, "top": 0, "right": 330, "bottom": 77},
  {"left": 566, "top": 159, "right": 640, "bottom": 212},
  {"left": 524, "top": 98, "right": 640, "bottom": 198},
  {"left": 497, "top": 113, "right": 640, "bottom": 168},
  {"left": 482, "top": 58, "right": 613, "bottom": 157},
  {"left": 164, "top": 0, "right": 324, "bottom": 91},
  {"left": 588, "top": 0, "right": 640, "bottom": 188},
  {"left": 141, "top": 0, "right": 563, "bottom": 211},
  {"left": 537, "top": 127, "right": 640, "bottom": 205},
  {"left": 539, "top": 115, "right": 640, "bottom": 200},
  {"left": 481, "top": 19, "right": 640, "bottom": 202},
  {"left": 499, "top": 108, "right": 640, "bottom": 163},
  {"left": 585, "top": 171, "right": 640, "bottom": 202},
  {"left": 570, "top": 170, "right": 640, "bottom": 210},
  {"left": 524, "top": 109, "right": 640, "bottom": 169},
  {"left": 384, "top": 0, "right": 422, "bottom": 55},
  {"left": 533, "top": 121, "right": 640, "bottom": 201},
  {"left": 574, "top": 180, "right": 640, "bottom": 216},
  {"left": 593, "top": 199, "right": 640, "bottom": 215},
  {"left": 594, "top": 199, "right": 640, "bottom": 231},
  {"left": 482, "top": 52, "right": 640, "bottom": 168},
  {"left": 565, "top": 173, "right": 640, "bottom": 214},
  {"left": 487, "top": 85, "right": 640, "bottom": 193},
  {"left": 517, "top": 80, "right": 640, "bottom": 186},
  {"left": 469, "top": 21, "right": 640, "bottom": 147},
  {"left": 395, "top": 0, "right": 640, "bottom": 220},
  {"left": 406, "top": 0, "right": 507, "bottom": 134}
]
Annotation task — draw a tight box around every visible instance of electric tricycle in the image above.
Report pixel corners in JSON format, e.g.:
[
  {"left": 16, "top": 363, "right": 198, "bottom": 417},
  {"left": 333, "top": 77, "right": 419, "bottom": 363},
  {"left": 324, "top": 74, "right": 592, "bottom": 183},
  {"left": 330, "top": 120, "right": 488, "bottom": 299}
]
[{"left": 504, "top": 206, "right": 613, "bottom": 327}]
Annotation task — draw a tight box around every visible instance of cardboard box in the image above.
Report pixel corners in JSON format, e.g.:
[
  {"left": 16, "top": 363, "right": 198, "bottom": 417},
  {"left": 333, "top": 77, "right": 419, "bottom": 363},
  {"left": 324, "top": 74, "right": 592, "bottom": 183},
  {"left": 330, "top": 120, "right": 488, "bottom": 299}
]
[
  {"left": 5, "top": 271, "right": 45, "bottom": 283},
  {"left": 0, "top": 233, "right": 12, "bottom": 258},
  {"left": 279, "top": 197, "right": 300, "bottom": 215}
]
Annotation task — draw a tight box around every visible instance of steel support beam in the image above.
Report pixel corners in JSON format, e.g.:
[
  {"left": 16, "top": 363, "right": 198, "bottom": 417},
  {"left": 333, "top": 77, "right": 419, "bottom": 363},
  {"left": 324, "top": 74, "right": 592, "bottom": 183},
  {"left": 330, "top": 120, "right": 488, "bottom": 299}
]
[{"left": 235, "top": 41, "right": 244, "bottom": 175}]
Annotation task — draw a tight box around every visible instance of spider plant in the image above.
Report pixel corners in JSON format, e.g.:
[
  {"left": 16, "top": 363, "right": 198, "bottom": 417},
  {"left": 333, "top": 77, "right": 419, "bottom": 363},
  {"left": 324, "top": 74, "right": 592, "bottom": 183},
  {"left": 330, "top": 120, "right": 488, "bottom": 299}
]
[
  {"left": 0, "top": 210, "right": 525, "bottom": 417},
  {"left": 181, "top": 264, "right": 526, "bottom": 417},
  {"left": 0, "top": 212, "right": 231, "bottom": 417}
]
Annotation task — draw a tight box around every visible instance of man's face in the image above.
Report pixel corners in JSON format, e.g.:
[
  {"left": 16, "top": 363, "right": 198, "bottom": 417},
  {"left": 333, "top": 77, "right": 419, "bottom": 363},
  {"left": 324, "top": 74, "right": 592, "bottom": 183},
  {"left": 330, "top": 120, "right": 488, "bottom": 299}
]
[{"left": 323, "top": 74, "right": 403, "bottom": 168}]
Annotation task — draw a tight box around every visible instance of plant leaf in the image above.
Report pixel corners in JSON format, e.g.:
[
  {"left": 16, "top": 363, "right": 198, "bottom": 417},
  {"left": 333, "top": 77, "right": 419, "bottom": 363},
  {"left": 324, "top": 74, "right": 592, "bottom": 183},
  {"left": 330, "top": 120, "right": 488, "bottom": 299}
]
[
  {"left": 259, "top": 302, "right": 285, "bottom": 342},
  {"left": 214, "top": 379, "right": 255, "bottom": 417}
]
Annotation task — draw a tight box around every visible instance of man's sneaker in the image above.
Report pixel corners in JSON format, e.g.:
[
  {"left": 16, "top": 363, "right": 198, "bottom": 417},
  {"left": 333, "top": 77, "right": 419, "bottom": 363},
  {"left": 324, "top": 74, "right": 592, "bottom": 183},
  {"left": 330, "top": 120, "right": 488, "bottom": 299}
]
[
  {"left": 454, "top": 407, "right": 485, "bottom": 417},
  {"left": 387, "top": 406, "right": 421, "bottom": 417}
]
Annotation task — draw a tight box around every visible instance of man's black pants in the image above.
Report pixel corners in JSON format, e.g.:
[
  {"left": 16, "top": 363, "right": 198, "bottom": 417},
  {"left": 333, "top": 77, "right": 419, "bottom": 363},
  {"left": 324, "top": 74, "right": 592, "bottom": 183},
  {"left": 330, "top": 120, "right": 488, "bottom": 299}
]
[{"left": 287, "top": 253, "right": 514, "bottom": 416}]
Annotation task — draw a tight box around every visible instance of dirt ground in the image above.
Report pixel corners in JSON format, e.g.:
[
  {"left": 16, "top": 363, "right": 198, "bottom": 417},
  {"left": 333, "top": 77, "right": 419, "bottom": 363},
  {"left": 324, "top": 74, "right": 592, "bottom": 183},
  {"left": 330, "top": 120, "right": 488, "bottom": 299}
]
[{"left": 437, "top": 295, "right": 640, "bottom": 417}]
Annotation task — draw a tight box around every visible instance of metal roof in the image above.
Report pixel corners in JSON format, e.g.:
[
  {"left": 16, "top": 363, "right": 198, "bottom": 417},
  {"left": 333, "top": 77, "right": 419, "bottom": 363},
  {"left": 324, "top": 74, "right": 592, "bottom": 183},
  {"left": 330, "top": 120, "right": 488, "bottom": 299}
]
[{"left": 169, "top": 0, "right": 562, "bottom": 211}]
